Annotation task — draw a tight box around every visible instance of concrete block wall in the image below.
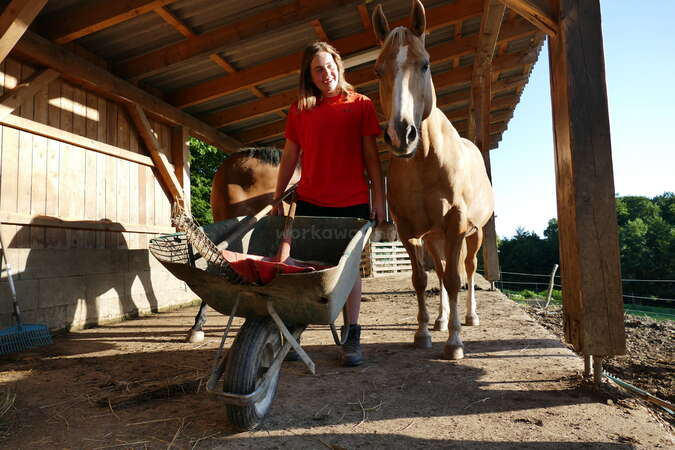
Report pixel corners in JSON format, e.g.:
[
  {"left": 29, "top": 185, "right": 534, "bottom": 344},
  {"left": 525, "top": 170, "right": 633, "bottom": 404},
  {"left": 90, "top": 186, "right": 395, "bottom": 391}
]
[{"left": 0, "top": 248, "right": 197, "bottom": 331}]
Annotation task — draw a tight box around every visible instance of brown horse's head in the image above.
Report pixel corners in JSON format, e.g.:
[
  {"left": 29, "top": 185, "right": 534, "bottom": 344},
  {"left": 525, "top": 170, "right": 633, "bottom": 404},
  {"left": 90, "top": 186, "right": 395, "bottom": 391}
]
[{"left": 373, "top": 0, "right": 435, "bottom": 158}]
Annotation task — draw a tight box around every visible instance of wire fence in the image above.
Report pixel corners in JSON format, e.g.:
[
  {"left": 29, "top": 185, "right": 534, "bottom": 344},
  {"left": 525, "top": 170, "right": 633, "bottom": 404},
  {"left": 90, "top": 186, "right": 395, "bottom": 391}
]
[{"left": 490, "top": 266, "right": 675, "bottom": 317}]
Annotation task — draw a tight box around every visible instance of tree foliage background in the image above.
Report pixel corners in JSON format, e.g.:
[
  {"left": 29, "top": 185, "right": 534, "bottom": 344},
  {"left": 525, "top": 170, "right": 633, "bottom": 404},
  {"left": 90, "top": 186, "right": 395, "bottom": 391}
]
[
  {"left": 188, "top": 138, "right": 227, "bottom": 225},
  {"left": 497, "top": 193, "right": 675, "bottom": 301}
]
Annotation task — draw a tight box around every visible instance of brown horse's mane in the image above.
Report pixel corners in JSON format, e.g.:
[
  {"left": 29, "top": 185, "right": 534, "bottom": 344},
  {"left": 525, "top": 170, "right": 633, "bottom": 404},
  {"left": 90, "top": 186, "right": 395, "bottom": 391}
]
[{"left": 231, "top": 147, "right": 281, "bottom": 166}]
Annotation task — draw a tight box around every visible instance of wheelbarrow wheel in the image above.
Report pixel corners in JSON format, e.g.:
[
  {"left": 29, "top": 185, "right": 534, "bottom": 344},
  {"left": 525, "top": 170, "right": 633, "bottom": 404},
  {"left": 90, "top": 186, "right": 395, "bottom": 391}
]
[{"left": 223, "top": 316, "right": 282, "bottom": 430}]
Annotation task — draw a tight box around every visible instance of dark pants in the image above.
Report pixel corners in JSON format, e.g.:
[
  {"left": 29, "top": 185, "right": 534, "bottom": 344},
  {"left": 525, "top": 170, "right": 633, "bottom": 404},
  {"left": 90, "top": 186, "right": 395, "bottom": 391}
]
[{"left": 295, "top": 200, "right": 370, "bottom": 220}]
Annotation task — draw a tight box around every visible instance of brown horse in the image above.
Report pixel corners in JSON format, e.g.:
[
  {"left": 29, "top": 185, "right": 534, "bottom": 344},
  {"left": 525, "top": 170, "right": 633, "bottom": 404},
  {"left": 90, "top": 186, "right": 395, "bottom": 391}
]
[
  {"left": 372, "top": 1, "right": 495, "bottom": 359},
  {"left": 187, "top": 147, "right": 300, "bottom": 342}
]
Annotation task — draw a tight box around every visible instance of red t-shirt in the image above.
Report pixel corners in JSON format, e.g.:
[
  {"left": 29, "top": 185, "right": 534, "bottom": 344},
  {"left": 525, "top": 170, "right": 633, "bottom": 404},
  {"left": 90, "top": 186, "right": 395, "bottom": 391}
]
[{"left": 285, "top": 91, "right": 381, "bottom": 207}]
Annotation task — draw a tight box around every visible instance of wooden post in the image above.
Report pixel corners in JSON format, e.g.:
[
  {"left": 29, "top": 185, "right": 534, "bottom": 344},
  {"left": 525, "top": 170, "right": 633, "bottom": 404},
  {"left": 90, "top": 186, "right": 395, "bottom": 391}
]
[
  {"left": 548, "top": 0, "right": 625, "bottom": 357},
  {"left": 583, "top": 354, "right": 592, "bottom": 377},
  {"left": 480, "top": 151, "right": 501, "bottom": 283},
  {"left": 171, "top": 126, "right": 191, "bottom": 213},
  {"left": 470, "top": 0, "right": 504, "bottom": 284}
]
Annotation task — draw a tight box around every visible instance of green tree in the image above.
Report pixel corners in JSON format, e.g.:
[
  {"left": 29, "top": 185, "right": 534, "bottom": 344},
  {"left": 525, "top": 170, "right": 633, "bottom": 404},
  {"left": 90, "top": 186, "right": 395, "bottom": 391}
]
[{"left": 189, "top": 138, "right": 227, "bottom": 225}]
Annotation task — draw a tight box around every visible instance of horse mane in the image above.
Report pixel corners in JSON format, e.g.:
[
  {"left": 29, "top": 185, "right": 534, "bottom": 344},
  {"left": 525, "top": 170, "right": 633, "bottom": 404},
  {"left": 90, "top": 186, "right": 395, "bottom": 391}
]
[{"left": 232, "top": 147, "right": 282, "bottom": 166}]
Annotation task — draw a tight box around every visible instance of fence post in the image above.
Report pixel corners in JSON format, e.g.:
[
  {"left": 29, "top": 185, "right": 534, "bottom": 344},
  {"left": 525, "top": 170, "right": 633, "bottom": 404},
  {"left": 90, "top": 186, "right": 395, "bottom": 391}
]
[{"left": 544, "top": 264, "right": 560, "bottom": 308}]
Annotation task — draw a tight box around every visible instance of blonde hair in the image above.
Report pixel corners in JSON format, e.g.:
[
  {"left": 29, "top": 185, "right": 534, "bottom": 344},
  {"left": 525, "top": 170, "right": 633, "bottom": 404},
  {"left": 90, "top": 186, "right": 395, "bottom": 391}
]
[{"left": 297, "top": 41, "right": 353, "bottom": 110}]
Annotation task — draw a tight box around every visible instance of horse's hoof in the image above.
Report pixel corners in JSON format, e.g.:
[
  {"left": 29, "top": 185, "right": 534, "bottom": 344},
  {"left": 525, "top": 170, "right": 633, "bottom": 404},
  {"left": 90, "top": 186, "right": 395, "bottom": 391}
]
[
  {"left": 414, "top": 334, "right": 432, "bottom": 349},
  {"left": 443, "top": 344, "right": 464, "bottom": 360},
  {"left": 433, "top": 319, "right": 448, "bottom": 331},
  {"left": 187, "top": 330, "right": 204, "bottom": 343},
  {"left": 465, "top": 315, "right": 480, "bottom": 326}
]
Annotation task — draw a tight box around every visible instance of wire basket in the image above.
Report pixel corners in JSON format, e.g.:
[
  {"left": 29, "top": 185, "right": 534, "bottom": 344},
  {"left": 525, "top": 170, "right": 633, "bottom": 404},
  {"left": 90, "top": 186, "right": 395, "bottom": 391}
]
[{"left": 149, "top": 204, "right": 249, "bottom": 285}]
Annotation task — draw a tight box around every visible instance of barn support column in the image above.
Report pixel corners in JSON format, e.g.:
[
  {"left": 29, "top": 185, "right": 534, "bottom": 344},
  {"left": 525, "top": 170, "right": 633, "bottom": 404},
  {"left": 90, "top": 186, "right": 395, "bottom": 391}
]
[
  {"left": 480, "top": 151, "right": 501, "bottom": 284},
  {"left": 547, "top": 0, "right": 625, "bottom": 364},
  {"left": 171, "top": 126, "right": 191, "bottom": 213},
  {"left": 470, "top": 0, "right": 503, "bottom": 284}
]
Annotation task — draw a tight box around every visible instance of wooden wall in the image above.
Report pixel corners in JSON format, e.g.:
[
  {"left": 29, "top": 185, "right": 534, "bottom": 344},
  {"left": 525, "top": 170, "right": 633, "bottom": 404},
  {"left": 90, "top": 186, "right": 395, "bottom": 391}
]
[{"left": 0, "top": 58, "right": 195, "bottom": 331}]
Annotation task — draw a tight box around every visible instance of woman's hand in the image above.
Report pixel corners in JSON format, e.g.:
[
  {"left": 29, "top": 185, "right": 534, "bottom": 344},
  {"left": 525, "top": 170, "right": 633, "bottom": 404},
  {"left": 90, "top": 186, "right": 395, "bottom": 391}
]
[{"left": 371, "top": 194, "right": 386, "bottom": 225}]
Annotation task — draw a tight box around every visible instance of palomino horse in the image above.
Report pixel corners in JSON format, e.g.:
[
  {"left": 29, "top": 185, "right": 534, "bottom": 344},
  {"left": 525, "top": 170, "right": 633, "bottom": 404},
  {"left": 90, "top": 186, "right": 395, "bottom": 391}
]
[
  {"left": 372, "top": 1, "right": 495, "bottom": 359},
  {"left": 186, "top": 147, "right": 300, "bottom": 342}
]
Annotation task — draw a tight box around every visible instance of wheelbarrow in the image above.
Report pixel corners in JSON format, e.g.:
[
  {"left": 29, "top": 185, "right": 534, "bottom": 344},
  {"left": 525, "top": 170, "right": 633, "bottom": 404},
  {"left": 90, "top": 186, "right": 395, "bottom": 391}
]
[{"left": 149, "top": 207, "right": 372, "bottom": 430}]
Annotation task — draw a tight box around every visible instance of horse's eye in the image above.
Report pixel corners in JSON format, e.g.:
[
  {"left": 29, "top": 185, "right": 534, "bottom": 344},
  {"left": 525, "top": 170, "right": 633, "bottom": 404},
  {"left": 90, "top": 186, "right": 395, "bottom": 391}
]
[{"left": 422, "top": 62, "right": 430, "bottom": 72}]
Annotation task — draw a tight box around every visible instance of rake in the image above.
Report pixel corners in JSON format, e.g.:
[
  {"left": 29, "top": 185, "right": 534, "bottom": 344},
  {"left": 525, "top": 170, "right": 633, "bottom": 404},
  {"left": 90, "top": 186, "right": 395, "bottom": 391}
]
[{"left": 0, "top": 222, "right": 52, "bottom": 355}]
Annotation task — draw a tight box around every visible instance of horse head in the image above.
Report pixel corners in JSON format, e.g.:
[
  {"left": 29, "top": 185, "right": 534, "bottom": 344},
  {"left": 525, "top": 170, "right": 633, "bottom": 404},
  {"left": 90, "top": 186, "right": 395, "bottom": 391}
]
[{"left": 373, "top": 0, "right": 435, "bottom": 158}]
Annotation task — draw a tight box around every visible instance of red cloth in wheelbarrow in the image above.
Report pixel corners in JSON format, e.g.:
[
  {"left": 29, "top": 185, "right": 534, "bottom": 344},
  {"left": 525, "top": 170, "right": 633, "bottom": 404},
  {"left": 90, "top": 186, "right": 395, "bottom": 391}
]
[{"left": 220, "top": 249, "right": 331, "bottom": 284}]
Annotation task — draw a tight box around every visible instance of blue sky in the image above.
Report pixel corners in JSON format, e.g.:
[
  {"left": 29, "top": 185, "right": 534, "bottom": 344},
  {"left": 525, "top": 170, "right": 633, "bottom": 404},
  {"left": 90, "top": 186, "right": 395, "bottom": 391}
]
[{"left": 491, "top": 2, "right": 674, "bottom": 238}]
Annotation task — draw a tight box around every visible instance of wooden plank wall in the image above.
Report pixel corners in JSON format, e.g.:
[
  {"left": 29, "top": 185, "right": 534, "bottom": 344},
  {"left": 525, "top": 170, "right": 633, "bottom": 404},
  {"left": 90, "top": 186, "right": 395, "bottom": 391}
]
[
  {"left": 0, "top": 57, "right": 192, "bottom": 331},
  {"left": 0, "top": 57, "right": 173, "bottom": 250}
]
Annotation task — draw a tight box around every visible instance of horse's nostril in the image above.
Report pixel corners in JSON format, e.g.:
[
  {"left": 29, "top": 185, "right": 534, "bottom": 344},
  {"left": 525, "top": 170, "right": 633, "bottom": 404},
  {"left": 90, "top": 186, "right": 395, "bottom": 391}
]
[{"left": 406, "top": 125, "right": 417, "bottom": 144}]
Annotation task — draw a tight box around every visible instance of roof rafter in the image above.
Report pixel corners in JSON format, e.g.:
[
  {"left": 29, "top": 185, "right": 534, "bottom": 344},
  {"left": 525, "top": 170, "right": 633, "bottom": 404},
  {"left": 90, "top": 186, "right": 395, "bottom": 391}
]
[
  {"left": 0, "top": 0, "right": 48, "bottom": 64},
  {"left": 12, "top": 29, "right": 242, "bottom": 153},
  {"left": 115, "top": 0, "right": 366, "bottom": 80},
  {"left": 233, "top": 80, "right": 522, "bottom": 144},
  {"left": 41, "top": 0, "right": 180, "bottom": 44},
  {"left": 168, "top": 0, "right": 483, "bottom": 108},
  {"left": 499, "top": 0, "right": 558, "bottom": 36},
  {"left": 202, "top": 24, "right": 535, "bottom": 129}
]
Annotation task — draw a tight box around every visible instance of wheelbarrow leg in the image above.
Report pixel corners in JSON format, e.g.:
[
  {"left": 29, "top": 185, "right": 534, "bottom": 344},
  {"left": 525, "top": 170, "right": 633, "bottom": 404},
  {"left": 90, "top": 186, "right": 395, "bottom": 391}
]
[
  {"left": 329, "top": 303, "right": 351, "bottom": 346},
  {"left": 206, "top": 298, "right": 241, "bottom": 392},
  {"left": 266, "top": 301, "right": 315, "bottom": 375}
]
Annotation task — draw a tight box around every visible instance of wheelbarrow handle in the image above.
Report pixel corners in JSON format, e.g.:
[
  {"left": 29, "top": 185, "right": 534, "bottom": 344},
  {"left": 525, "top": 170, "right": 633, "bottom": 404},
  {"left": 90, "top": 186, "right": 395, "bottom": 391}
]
[{"left": 220, "top": 185, "right": 297, "bottom": 250}]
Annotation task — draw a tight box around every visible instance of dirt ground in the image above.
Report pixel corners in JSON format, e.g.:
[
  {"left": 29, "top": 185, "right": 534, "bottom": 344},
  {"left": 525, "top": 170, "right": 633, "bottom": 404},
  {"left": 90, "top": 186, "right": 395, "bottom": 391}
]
[{"left": 1, "top": 273, "right": 673, "bottom": 449}]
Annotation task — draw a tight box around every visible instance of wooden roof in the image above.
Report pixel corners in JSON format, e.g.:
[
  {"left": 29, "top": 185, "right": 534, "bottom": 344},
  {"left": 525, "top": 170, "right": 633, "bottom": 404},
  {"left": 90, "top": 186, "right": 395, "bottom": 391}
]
[{"left": 16, "top": 0, "right": 546, "bottom": 156}]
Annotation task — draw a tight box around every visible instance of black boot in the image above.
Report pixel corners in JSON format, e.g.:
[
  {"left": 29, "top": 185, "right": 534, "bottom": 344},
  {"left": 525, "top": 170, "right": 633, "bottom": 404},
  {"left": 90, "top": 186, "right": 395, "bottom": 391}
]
[{"left": 340, "top": 324, "right": 363, "bottom": 367}]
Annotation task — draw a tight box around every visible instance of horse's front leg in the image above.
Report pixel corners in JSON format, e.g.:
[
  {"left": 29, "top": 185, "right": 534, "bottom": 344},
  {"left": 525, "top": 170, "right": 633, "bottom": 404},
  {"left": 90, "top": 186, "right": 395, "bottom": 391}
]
[
  {"left": 464, "top": 228, "right": 483, "bottom": 326},
  {"left": 186, "top": 299, "right": 208, "bottom": 343},
  {"left": 424, "top": 239, "right": 449, "bottom": 331},
  {"left": 401, "top": 237, "right": 431, "bottom": 348},
  {"left": 442, "top": 211, "right": 468, "bottom": 360}
]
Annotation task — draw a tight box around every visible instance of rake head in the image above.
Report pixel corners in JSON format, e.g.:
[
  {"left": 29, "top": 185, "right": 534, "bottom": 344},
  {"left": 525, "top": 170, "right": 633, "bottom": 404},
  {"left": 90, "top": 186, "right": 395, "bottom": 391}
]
[{"left": 0, "top": 324, "right": 53, "bottom": 355}]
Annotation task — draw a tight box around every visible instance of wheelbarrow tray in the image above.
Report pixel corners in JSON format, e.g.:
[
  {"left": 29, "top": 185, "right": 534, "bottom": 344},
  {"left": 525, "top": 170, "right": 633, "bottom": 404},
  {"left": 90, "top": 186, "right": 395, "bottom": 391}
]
[{"left": 150, "top": 216, "right": 372, "bottom": 325}]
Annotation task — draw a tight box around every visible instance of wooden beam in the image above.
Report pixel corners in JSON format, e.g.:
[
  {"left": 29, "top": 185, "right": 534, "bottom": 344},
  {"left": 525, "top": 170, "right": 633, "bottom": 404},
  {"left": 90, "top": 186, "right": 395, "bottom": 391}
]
[
  {"left": 0, "top": 0, "right": 47, "bottom": 64},
  {"left": 12, "top": 30, "right": 242, "bottom": 153},
  {"left": 126, "top": 103, "right": 184, "bottom": 206},
  {"left": 500, "top": 0, "right": 558, "bottom": 36},
  {"left": 41, "top": 0, "right": 180, "bottom": 44},
  {"left": 0, "top": 68, "right": 59, "bottom": 121},
  {"left": 468, "top": 0, "right": 505, "bottom": 143},
  {"left": 171, "top": 126, "right": 190, "bottom": 213},
  {"left": 0, "top": 211, "right": 174, "bottom": 234},
  {"left": 548, "top": 0, "right": 624, "bottom": 356},
  {"left": 357, "top": 3, "right": 371, "bottom": 30},
  {"left": 0, "top": 112, "right": 154, "bottom": 167},
  {"left": 169, "top": 0, "right": 483, "bottom": 108},
  {"left": 310, "top": 19, "right": 329, "bottom": 41},
  {"left": 154, "top": 4, "right": 270, "bottom": 102},
  {"left": 202, "top": 22, "right": 536, "bottom": 128},
  {"left": 154, "top": 5, "right": 194, "bottom": 38},
  {"left": 115, "top": 0, "right": 367, "bottom": 80},
  {"left": 236, "top": 91, "right": 518, "bottom": 145}
]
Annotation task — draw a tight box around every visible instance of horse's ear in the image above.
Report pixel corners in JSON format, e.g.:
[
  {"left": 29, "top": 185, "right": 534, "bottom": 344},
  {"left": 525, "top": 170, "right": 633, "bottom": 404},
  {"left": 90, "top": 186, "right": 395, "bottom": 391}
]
[
  {"left": 372, "top": 4, "right": 390, "bottom": 44},
  {"left": 410, "top": 0, "right": 426, "bottom": 37}
]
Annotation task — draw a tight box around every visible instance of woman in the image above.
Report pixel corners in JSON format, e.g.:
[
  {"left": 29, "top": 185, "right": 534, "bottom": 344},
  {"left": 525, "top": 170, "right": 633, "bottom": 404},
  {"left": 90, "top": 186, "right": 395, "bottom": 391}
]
[{"left": 273, "top": 41, "right": 385, "bottom": 366}]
